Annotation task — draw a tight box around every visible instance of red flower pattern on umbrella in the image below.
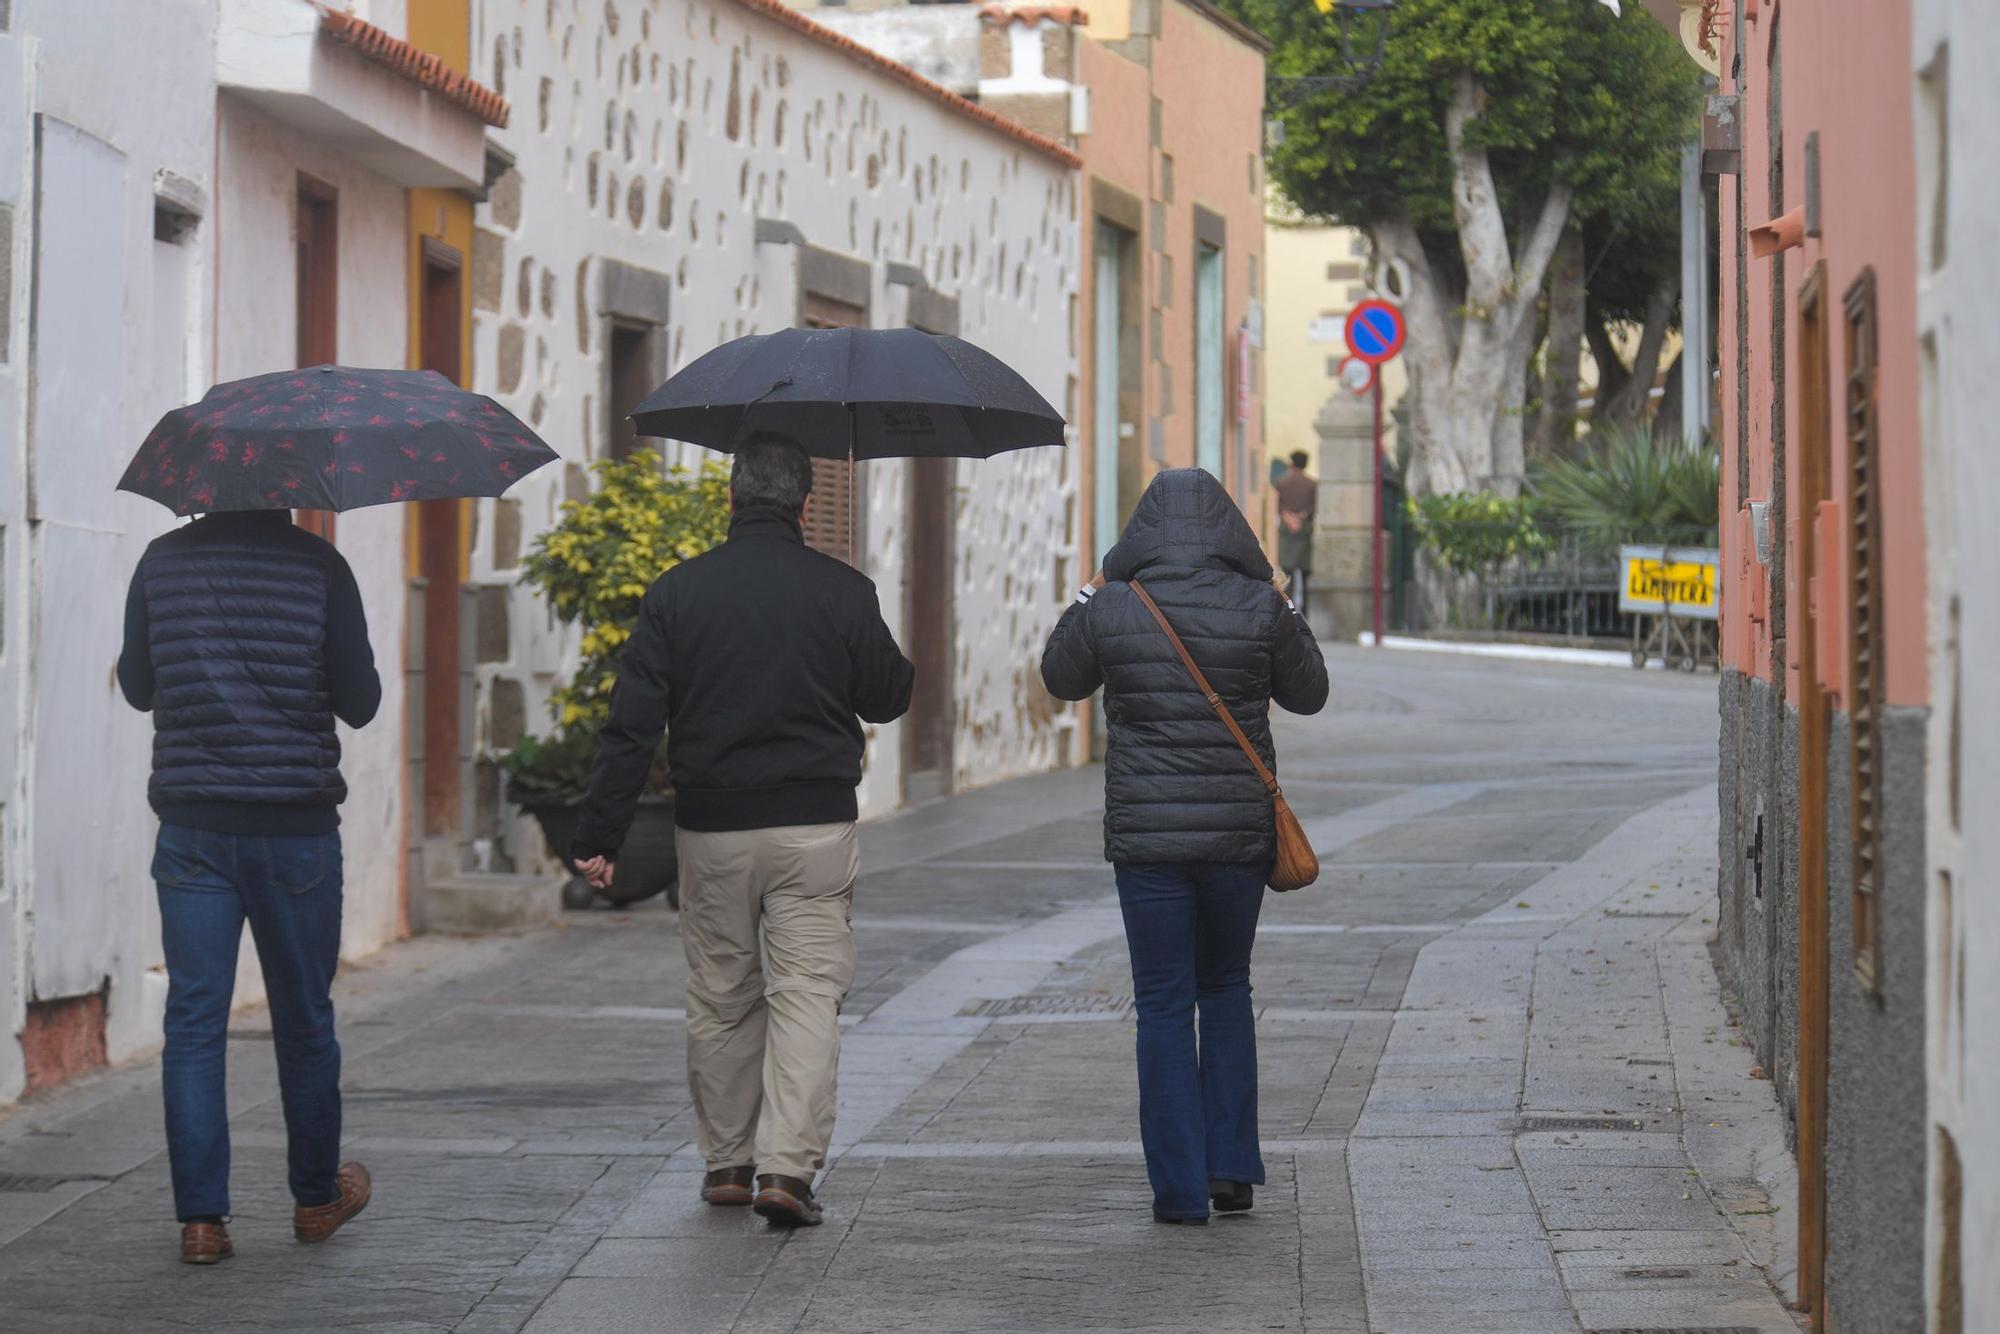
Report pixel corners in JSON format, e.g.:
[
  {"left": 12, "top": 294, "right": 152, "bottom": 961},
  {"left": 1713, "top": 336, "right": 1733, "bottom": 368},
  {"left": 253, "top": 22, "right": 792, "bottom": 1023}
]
[{"left": 120, "top": 366, "right": 556, "bottom": 516}]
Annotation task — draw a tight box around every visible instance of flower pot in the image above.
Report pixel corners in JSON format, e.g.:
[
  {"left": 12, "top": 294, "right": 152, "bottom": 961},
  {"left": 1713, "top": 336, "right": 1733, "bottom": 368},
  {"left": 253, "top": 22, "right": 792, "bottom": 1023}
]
[{"left": 520, "top": 796, "right": 679, "bottom": 910}]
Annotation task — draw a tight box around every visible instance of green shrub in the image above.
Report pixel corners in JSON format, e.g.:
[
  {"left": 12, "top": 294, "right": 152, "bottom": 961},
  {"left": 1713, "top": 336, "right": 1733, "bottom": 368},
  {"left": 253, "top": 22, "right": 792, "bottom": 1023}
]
[
  {"left": 1406, "top": 491, "right": 1551, "bottom": 576},
  {"left": 503, "top": 450, "right": 730, "bottom": 801}
]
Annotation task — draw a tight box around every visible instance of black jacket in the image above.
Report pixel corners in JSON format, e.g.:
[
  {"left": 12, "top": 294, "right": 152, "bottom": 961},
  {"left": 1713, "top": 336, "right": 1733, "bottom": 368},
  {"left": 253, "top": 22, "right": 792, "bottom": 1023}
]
[
  {"left": 1041, "top": 469, "right": 1328, "bottom": 865},
  {"left": 575, "top": 507, "right": 915, "bottom": 853},
  {"left": 118, "top": 510, "right": 382, "bottom": 835}
]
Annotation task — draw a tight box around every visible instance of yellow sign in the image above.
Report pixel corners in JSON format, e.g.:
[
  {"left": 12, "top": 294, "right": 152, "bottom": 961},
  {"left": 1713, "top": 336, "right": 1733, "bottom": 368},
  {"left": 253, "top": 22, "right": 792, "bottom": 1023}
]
[{"left": 1618, "top": 545, "right": 1720, "bottom": 621}]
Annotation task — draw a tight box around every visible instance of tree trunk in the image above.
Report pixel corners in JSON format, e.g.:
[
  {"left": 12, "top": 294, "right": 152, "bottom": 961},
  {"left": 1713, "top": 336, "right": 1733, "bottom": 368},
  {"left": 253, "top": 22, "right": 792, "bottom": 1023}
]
[
  {"left": 1601, "top": 277, "right": 1679, "bottom": 428},
  {"left": 1538, "top": 225, "right": 1586, "bottom": 460},
  {"left": 1377, "top": 74, "right": 1574, "bottom": 500},
  {"left": 1491, "top": 290, "right": 1543, "bottom": 492},
  {"left": 1655, "top": 348, "right": 1686, "bottom": 444},
  {"left": 1586, "top": 314, "right": 1630, "bottom": 423}
]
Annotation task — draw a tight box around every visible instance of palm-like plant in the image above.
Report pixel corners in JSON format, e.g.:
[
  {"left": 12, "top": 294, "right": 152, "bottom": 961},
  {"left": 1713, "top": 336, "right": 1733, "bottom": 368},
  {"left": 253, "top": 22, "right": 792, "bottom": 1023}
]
[{"left": 1531, "top": 424, "right": 1720, "bottom": 548}]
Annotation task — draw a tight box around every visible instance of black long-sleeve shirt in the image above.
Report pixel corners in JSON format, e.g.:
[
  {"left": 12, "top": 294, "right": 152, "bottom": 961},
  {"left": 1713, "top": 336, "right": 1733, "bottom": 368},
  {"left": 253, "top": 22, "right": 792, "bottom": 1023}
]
[{"left": 574, "top": 507, "right": 914, "bottom": 856}]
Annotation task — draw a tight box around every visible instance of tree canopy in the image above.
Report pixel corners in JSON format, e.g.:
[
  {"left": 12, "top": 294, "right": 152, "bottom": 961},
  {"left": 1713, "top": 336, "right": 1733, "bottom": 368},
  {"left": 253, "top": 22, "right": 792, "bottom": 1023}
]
[
  {"left": 1250, "top": 0, "right": 1698, "bottom": 242},
  {"left": 1219, "top": 0, "right": 1703, "bottom": 492}
]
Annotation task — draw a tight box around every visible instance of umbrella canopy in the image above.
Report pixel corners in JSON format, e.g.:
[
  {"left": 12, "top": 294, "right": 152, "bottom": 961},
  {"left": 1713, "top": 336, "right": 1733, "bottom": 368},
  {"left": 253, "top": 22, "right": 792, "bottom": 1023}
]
[
  {"left": 119, "top": 365, "right": 557, "bottom": 515},
  {"left": 629, "top": 326, "right": 1065, "bottom": 460}
]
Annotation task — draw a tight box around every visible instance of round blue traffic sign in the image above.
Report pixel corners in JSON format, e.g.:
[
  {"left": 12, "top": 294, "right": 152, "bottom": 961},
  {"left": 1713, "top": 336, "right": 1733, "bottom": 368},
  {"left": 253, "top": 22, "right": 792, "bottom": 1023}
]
[{"left": 1345, "top": 299, "right": 1406, "bottom": 365}]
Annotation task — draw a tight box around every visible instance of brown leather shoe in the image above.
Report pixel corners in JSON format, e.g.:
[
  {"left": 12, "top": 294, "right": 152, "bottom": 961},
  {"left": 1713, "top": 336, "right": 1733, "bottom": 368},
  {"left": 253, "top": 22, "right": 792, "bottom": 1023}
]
[
  {"left": 752, "top": 1174, "right": 824, "bottom": 1227},
  {"left": 294, "top": 1161, "right": 372, "bottom": 1243},
  {"left": 701, "top": 1166, "right": 755, "bottom": 1206},
  {"left": 180, "top": 1221, "right": 234, "bottom": 1265}
]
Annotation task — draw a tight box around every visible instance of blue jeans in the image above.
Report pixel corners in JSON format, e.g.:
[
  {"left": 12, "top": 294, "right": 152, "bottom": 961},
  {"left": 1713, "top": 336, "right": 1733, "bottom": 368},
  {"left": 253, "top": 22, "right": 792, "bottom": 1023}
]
[
  {"left": 153, "top": 824, "right": 344, "bottom": 1221},
  {"left": 1113, "top": 862, "right": 1267, "bottom": 1220}
]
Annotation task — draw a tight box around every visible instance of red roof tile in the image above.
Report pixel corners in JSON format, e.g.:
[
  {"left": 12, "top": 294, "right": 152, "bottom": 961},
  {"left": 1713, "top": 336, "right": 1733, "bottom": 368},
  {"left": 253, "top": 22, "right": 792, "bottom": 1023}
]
[
  {"left": 723, "top": 0, "right": 1082, "bottom": 169},
  {"left": 980, "top": 5, "right": 1091, "bottom": 27},
  {"left": 318, "top": 7, "right": 511, "bottom": 129}
]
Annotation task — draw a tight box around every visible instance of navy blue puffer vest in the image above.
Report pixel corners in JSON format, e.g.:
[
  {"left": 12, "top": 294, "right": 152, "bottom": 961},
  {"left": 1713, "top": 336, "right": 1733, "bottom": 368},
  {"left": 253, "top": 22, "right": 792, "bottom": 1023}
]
[{"left": 142, "top": 518, "right": 346, "bottom": 815}]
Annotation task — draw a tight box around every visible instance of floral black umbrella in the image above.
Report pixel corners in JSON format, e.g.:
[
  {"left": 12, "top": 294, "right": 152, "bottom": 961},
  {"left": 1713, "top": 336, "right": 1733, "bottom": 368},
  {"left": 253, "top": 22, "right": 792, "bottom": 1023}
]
[{"left": 118, "top": 365, "right": 556, "bottom": 515}]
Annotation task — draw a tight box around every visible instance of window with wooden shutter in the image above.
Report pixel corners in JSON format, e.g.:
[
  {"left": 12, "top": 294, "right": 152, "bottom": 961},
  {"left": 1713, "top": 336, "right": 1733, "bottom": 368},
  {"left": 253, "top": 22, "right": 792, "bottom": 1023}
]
[
  {"left": 802, "top": 293, "right": 865, "bottom": 566},
  {"left": 801, "top": 457, "right": 855, "bottom": 566},
  {"left": 1842, "top": 267, "right": 1884, "bottom": 992}
]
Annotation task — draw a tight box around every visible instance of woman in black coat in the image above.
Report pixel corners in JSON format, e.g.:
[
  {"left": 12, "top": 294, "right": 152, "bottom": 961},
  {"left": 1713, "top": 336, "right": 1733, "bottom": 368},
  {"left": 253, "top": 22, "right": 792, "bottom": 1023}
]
[{"left": 1042, "top": 468, "right": 1328, "bottom": 1223}]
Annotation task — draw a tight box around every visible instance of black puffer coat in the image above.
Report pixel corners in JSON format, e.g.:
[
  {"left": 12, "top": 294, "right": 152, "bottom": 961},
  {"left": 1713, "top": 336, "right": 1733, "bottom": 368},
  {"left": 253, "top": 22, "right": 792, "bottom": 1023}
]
[{"left": 1042, "top": 469, "right": 1328, "bottom": 865}]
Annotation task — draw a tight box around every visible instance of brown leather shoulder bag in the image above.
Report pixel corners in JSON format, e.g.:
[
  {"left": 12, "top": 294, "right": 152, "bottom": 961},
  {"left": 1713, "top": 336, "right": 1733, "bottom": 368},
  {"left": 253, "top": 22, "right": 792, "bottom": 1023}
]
[{"left": 1127, "top": 580, "right": 1320, "bottom": 892}]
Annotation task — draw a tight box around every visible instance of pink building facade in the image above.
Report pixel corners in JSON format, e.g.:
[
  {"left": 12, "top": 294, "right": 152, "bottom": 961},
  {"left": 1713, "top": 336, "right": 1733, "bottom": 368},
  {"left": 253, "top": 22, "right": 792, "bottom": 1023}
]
[{"left": 1710, "top": 1, "right": 1928, "bottom": 1327}]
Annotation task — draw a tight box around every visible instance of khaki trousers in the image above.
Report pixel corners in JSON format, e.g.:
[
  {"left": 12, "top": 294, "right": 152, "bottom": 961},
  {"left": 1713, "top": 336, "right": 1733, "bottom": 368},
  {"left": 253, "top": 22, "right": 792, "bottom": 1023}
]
[{"left": 675, "top": 822, "right": 858, "bottom": 1182}]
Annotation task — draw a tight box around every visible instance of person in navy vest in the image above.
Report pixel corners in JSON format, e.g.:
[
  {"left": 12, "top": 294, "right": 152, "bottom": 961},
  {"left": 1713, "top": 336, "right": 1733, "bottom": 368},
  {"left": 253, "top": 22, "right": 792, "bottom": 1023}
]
[{"left": 118, "top": 510, "right": 381, "bottom": 1265}]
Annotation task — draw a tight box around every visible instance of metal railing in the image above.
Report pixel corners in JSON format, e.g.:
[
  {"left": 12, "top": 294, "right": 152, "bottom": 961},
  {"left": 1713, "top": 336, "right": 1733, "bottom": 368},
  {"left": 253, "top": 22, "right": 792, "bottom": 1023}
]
[{"left": 1396, "top": 520, "right": 1718, "bottom": 645}]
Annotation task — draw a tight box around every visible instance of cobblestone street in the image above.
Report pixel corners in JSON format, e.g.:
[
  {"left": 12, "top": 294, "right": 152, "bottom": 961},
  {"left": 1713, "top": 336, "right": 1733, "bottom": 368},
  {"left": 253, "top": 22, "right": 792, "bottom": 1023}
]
[{"left": 0, "top": 646, "right": 1801, "bottom": 1333}]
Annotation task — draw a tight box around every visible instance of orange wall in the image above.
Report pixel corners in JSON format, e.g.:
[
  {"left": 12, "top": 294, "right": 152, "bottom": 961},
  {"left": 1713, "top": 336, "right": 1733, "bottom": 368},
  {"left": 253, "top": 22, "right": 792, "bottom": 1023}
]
[
  {"left": 407, "top": 0, "right": 471, "bottom": 73},
  {"left": 1075, "top": 2, "right": 1267, "bottom": 564},
  {"left": 1718, "top": 0, "right": 1925, "bottom": 707}
]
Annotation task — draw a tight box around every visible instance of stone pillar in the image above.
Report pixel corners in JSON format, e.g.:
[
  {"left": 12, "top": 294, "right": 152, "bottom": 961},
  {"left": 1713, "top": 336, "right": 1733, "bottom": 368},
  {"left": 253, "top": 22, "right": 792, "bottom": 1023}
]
[{"left": 1310, "top": 389, "right": 1376, "bottom": 639}]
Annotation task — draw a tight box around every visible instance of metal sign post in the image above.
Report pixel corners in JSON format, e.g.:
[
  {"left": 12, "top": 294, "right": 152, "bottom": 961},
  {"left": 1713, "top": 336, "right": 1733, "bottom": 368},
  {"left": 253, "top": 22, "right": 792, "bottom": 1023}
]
[{"left": 1345, "top": 300, "right": 1405, "bottom": 646}]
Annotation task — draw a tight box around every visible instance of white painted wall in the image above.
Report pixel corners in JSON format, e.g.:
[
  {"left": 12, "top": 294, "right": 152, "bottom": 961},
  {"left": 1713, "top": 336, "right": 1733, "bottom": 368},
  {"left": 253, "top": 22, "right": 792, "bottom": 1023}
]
[
  {"left": 0, "top": 1, "right": 429, "bottom": 1104},
  {"left": 214, "top": 99, "right": 411, "bottom": 972},
  {"left": 470, "top": 0, "right": 1078, "bottom": 863},
  {"left": 6, "top": 0, "right": 217, "bottom": 1087},
  {"left": 0, "top": 28, "right": 39, "bottom": 1104},
  {"left": 1913, "top": 0, "right": 1999, "bottom": 1322}
]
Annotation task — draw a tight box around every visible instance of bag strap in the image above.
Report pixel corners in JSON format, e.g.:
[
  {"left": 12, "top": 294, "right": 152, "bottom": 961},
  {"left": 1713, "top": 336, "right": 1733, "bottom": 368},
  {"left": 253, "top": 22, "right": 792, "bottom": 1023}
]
[{"left": 1128, "top": 579, "right": 1280, "bottom": 798}]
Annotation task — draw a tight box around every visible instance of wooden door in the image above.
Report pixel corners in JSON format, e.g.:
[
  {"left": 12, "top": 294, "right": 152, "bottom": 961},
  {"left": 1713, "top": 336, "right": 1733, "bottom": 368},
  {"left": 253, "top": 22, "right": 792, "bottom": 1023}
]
[
  {"left": 294, "top": 177, "right": 338, "bottom": 541},
  {"left": 417, "top": 251, "right": 465, "bottom": 842},
  {"left": 1794, "top": 262, "right": 1832, "bottom": 1330},
  {"left": 903, "top": 455, "right": 952, "bottom": 801}
]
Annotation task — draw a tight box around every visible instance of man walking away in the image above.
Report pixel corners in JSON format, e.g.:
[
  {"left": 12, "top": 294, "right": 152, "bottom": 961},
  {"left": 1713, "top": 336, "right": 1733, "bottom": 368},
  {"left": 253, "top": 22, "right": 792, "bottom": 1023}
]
[
  {"left": 118, "top": 510, "right": 381, "bottom": 1265},
  {"left": 572, "top": 432, "right": 914, "bottom": 1228},
  {"left": 1273, "top": 450, "right": 1317, "bottom": 612}
]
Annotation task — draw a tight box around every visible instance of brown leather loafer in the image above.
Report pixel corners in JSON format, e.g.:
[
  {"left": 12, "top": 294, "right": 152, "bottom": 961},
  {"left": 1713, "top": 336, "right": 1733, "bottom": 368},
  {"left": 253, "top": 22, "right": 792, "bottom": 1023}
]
[
  {"left": 180, "top": 1221, "right": 234, "bottom": 1265},
  {"left": 294, "top": 1161, "right": 372, "bottom": 1243},
  {"left": 752, "top": 1174, "right": 824, "bottom": 1227},
  {"left": 701, "top": 1166, "right": 755, "bottom": 1206}
]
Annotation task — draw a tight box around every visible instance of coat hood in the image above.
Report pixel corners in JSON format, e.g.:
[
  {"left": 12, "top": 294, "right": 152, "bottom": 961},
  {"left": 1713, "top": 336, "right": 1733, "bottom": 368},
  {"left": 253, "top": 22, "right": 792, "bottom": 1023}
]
[{"left": 1102, "top": 468, "right": 1273, "bottom": 583}]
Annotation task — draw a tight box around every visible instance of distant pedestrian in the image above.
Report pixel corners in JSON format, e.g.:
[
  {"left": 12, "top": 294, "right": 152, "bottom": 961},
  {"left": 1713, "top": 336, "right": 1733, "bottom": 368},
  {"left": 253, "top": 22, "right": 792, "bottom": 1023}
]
[
  {"left": 118, "top": 511, "right": 381, "bottom": 1265},
  {"left": 1041, "top": 468, "right": 1328, "bottom": 1225},
  {"left": 1273, "top": 450, "right": 1317, "bottom": 609},
  {"left": 572, "top": 432, "right": 914, "bottom": 1228}
]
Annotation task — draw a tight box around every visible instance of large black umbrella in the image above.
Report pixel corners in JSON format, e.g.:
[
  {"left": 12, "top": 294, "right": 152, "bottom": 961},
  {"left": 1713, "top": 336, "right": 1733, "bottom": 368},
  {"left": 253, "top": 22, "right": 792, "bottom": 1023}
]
[
  {"left": 629, "top": 327, "right": 1065, "bottom": 459},
  {"left": 119, "top": 365, "right": 556, "bottom": 515}
]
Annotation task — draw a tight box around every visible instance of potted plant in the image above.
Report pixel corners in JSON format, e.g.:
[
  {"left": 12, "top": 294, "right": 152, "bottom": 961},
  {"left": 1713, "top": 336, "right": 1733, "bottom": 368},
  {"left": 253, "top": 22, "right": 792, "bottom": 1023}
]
[{"left": 504, "top": 449, "right": 731, "bottom": 907}]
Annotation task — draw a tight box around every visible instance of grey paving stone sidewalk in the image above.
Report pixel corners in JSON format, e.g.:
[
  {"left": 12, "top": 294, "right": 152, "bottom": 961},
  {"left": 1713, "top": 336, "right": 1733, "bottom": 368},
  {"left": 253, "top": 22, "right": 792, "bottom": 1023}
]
[{"left": 0, "top": 646, "right": 1800, "bottom": 1333}]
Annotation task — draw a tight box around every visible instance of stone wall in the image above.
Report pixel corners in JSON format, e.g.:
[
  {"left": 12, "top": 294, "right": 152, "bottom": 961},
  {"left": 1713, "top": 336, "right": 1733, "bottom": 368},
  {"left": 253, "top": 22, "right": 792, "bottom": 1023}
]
[
  {"left": 469, "top": 0, "right": 1079, "bottom": 865},
  {"left": 1715, "top": 668, "right": 1929, "bottom": 1328}
]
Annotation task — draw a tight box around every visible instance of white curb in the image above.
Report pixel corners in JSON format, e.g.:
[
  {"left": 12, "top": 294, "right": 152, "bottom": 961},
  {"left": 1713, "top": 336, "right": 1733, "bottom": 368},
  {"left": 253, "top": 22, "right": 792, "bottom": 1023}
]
[{"left": 1356, "top": 631, "right": 1650, "bottom": 669}]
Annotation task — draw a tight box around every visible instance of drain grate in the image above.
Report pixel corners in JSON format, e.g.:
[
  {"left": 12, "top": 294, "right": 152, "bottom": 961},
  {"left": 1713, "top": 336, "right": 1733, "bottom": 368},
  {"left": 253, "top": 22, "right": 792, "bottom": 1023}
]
[
  {"left": 1619, "top": 1267, "right": 1694, "bottom": 1280},
  {"left": 1518, "top": 1115, "right": 1651, "bottom": 1132},
  {"left": 0, "top": 1174, "right": 82, "bottom": 1193},
  {"left": 961, "top": 993, "right": 1132, "bottom": 1019}
]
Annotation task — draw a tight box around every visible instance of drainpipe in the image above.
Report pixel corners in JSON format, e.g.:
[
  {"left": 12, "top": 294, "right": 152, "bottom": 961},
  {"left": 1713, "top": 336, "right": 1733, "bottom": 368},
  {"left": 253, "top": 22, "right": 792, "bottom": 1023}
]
[{"left": 1678, "top": 138, "right": 1711, "bottom": 446}]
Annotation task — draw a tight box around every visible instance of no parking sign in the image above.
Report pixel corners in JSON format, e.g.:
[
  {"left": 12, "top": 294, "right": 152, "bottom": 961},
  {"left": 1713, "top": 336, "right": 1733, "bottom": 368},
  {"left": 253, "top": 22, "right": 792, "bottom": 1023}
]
[{"left": 1345, "top": 299, "right": 1405, "bottom": 364}]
